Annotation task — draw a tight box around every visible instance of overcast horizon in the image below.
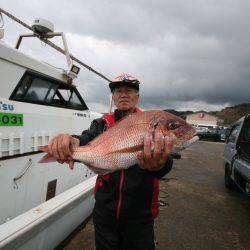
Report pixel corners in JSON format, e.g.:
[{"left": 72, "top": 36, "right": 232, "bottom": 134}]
[{"left": 1, "top": 1, "right": 250, "bottom": 113}]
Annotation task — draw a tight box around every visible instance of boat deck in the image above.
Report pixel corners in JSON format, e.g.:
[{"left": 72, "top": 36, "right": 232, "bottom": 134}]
[{"left": 61, "top": 141, "right": 250, "bottom": 249}]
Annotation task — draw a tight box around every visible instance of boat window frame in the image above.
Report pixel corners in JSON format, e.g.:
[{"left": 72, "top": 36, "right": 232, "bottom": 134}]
[{"left": 9, "top": 70, "right": 88, "bottom": 111}]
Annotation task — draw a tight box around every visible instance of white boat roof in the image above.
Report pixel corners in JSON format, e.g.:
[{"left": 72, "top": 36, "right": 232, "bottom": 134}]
[{"left": 0, "top": 40, "right": 69, "bottom": 83}]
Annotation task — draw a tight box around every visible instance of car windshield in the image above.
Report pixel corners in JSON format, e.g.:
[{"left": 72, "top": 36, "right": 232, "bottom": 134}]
[{"left": 196, "top": 127, "right": 208, "bottom": 132}]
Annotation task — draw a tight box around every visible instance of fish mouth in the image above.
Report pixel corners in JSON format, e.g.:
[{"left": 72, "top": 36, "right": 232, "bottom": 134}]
[{"left": 172, "top": 136, "right": 199, "bottom": 154}]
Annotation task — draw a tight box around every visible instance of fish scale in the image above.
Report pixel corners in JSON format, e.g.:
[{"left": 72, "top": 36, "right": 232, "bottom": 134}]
[{"left": 39, "top": 110, "right": 198, "bottom": 173}]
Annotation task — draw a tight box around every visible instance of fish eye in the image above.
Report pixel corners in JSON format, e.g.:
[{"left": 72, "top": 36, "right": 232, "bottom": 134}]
[{"left": 168, "top": 121, "right": 182, "bottom": 130}]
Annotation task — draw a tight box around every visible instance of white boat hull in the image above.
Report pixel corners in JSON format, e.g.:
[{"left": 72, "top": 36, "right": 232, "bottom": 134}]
[
  {"left": 0, "top": 35, "right": 101, "bottom": 248},
  {"left": 0, "top": 176, "right": 96, "bottom": 249}
]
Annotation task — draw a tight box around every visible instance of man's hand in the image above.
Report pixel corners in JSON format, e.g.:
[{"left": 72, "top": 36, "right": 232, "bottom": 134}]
[
  {"left": 137, "top": 131, "right": 173, "bottom": 171},
  {"left": 48, "top": 134, "right": 80, "bottom": 170}
]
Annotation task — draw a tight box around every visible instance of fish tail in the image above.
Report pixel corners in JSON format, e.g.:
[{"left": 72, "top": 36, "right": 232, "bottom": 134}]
[
  {"left": 38, "top": 153, "right": 56, "bottom": 163},
  {"left": 39, "top": 145, "right": 49, "bottom": 152},
  {"left": 38, "top": 145, "right": 56, "bottom": 163}
]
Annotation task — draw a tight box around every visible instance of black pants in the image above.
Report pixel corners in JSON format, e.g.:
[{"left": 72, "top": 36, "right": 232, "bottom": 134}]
[{"left": 93, "top": 212, "right": 155, "bottom": 250}]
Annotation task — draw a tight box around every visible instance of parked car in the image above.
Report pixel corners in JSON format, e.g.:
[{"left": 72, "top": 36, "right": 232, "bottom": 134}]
[
  {"left": 196, "top": 126, "right": 209, "bottom": 138},
  {"left": 223, "top": 115, "right": 250, "bottom": 195},
  {"left": 196, "top": 126, "right": 222, "bottom": 141},
  {"left": 219, "top": 128, "right": 230, "bottom": 141},
  {"left": 204, "top": 128, "right": 221, "bottom": 141}
]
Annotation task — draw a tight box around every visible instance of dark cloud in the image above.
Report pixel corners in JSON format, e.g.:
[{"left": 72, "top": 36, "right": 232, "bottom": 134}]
[{"left": 1, "top": 0, "right": 250, "bottom": 112}]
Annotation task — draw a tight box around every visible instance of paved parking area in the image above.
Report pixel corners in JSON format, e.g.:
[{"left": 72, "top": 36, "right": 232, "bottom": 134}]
[{"left": 63, "top": 141, "right": 250, "bottom": 250}]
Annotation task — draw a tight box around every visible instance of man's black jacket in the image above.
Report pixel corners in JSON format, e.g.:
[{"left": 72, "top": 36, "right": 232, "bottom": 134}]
[{"left": 75, "top": 110, "right": 173, "bottom": 222}]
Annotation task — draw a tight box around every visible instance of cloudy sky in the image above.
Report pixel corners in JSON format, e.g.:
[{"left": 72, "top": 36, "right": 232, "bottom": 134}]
[{"left": 1, "top": 1, "right": 250, "bottom": 113}]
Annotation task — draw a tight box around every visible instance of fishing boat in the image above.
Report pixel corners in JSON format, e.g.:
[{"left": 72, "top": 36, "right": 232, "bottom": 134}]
[{"left": 0, "top": 9, "right": 109, "bottom": 249}]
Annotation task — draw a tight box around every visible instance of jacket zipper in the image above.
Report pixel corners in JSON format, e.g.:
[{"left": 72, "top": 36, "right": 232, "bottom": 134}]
[{"left": 116, "top": 169, "right": 124, "bottom": 219}]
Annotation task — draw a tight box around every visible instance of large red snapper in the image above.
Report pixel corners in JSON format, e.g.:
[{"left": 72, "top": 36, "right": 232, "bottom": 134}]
[{"left": 39, "top": 110, "right": 198, "bottom": 174}]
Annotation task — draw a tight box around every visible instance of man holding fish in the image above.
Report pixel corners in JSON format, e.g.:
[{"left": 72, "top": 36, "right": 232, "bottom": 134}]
[{"left": 45, "top": 73, "right": 197, "bottom": 250}]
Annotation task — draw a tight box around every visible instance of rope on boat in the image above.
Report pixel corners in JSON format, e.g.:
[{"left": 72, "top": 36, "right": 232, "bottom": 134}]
[{"left": 0, "top": 8, "right": 112, "bottom": 83}]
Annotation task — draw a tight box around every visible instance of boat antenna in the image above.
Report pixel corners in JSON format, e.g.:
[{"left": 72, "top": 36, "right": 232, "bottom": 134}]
[{"left": 0, "top": 8, "right": 112, "bottom": 83}]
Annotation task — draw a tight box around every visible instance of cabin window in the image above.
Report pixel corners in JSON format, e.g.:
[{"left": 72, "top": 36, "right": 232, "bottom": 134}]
[
  {"left": 14, "top": 74, "right": 33, "bottom": 99},
  {"left": 69, "top": 91, "right": 83, "bottom": 109},
  {"left": 10, "top": 71, "right": 88, "bottom": 110},
  {"left": 51, "top": 87, "right": 84, "bottom": 110},
  {"left": 25, "top": 78, "right": 58, "bottom": 102}
]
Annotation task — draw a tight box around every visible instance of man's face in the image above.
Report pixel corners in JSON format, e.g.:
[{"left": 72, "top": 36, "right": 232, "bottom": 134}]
[{"left": 112, "top": 85, "right": 139, "bottom": 111}]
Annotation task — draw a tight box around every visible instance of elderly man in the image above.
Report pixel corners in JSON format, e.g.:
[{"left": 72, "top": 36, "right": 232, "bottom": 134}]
[{"left": 48, "top": 73, "right": 173, "bottom": 250}]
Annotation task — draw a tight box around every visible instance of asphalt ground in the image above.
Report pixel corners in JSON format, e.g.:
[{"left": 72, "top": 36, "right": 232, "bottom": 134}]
[{"left": 62, "top": 141, "right": 250, "bottom": 250}]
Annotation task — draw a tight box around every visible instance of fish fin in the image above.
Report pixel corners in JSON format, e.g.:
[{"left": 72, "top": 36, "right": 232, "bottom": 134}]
[
  {"left": 182, "top": 136, "right": 199, "bottom": 149},
  {"left": 173, "top": 136, "right": 199, "bottom": 153},
  {"left": 39, "top": 145, "right": 49, "bottom": 152},
  {"left": 108, "top": 144, "right": 143, "bottom": 155},
  {"left": 38, "top": 153, "right": 56, "bottom": 163},
  {"left": 38, "top": 145, "right": 56, "bottom": 163},
  {"left": 87, "top": 165, "right": 113, "bottom": 175}
]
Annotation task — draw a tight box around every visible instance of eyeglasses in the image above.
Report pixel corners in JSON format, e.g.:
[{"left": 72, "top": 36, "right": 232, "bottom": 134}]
[{"left": 113, "top": 88, "right": 138, "bottom": 95}]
